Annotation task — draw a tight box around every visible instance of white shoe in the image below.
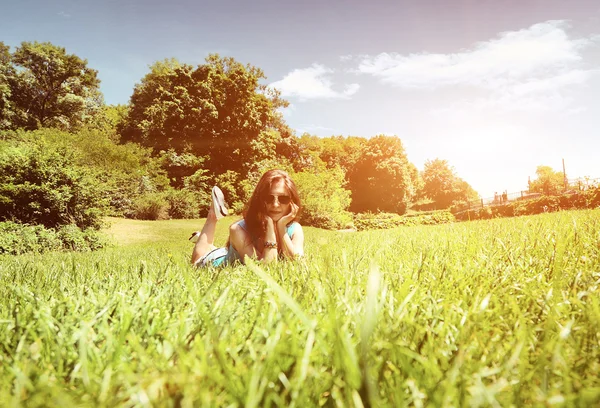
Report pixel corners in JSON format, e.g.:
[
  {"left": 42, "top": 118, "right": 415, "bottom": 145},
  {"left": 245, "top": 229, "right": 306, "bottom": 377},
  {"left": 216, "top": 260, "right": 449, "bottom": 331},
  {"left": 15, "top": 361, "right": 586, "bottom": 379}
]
[
  {"left": 189, "top": 231, "right": 201, "bottom": 243},
  {"left": 212, "top": 186, "right": 228, "bottom": 220}
]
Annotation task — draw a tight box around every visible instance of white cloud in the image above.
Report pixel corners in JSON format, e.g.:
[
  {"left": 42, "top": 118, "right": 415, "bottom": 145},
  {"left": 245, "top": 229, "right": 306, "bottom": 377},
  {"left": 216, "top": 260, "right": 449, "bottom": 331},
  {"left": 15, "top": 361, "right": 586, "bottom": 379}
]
[
  {"left": 57, "top": 11, "right": 71, "bottom": 18},
  {"left": 356, "top": 20, "right": 599, "bottom": 111},
  {"left": 296, "top": 124, "right": 340, "bottom": 135},
  {"left": 270, "top": 63, "right": 360, "bottom": 100},
  {"left": 343, "top": 83, "right": 360, "bottom": 96}
]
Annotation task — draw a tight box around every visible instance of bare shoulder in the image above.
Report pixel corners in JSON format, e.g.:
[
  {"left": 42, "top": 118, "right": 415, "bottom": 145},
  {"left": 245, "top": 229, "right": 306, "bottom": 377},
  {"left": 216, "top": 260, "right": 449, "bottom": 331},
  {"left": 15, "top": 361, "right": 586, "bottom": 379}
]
[
  {"left": 291, "top": 222, "right": 304, "bottom": 239},
  {"left": 229, "top": 222, "right": 249, "bottom": 244},
  {"left": 229, "top": 222, "right": 243, "bottom": 233}
]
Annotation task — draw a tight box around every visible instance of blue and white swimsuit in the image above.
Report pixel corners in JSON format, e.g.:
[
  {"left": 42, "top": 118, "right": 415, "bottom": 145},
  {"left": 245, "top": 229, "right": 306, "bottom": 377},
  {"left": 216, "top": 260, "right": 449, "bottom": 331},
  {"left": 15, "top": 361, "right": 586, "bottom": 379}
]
[{"left": 195, "top": 220, "right": 299, "bottom": 267}]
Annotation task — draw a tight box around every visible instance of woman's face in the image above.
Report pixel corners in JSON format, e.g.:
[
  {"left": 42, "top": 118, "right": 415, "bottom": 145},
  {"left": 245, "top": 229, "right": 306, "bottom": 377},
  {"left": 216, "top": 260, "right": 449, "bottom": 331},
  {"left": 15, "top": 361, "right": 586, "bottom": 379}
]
[{"left": 265, "top": 179, "right": 291, "bottom": 222}]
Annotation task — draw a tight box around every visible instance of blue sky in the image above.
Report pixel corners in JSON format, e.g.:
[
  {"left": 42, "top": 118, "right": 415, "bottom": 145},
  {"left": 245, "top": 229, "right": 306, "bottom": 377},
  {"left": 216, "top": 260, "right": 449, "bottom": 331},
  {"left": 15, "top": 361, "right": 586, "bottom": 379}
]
[{"left": 2, "top": 0, "right": 600, "bottom": 198}]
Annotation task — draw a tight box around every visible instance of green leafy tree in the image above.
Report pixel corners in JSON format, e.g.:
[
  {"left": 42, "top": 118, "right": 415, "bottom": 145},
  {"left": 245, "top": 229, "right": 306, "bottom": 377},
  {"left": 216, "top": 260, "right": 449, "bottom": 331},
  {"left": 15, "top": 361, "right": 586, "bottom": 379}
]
[
  {"left": 6, "top": 41, "right": 101, "bottom": 131},
  {"left": 120, "top": 55, "right": 288, "bottom": 174},
  {"left": 157, "top": 149, "right": 206, "bottom": 189},
  {"left": 421, "top": 158, "right": 478, "bottom": 209},
  {"left": 293, "top": 133, "right": 325, "bottom": 170},
  {"left": 530, "top": 165, "right": 565, "bottom": 195},
  {"left": 321, "top": 136, "right": 365, "bottom": 171},
  {"left": 294, "top": 164, "right": 353, "bottom": 229},
  {"left": 85, "top": 104, "right": 128, "bottom": 139},
  {"left": 293, "top": 134, "right": 365, "bottom": 173},
  {"left": 347, "top": 135, "right": 417, "bottom": 214},
  {"left": 0, "top": 42, "right": 17, "bottom": 130}
]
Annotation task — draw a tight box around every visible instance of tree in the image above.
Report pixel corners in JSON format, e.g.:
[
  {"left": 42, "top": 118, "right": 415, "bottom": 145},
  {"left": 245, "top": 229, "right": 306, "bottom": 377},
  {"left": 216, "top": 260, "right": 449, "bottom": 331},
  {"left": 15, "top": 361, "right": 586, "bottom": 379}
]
[
  {"left": 294, "top": 164, "right": 353, "bottom": 229},
  {"left": 120, "top": 54, "right": 289, "bottom": 175},
  {"left": 6, "top": 41, "right": 101, "bottom": 131},
  {"left": 421, "top": 159, "right": 478, "bottom": 209},
  {"left": 85, "top": 104, "right": 128, "bottom": 139},
  {"left": 293, "top": 134, "right": 366, "bottom": 174},
  {"left": 347, "top": 135, "right": 417, "bottom": 214},
  {"left": 529, "top": 165, "right": 565, "bottom": 195},
  {"left": 0, "top": 42, "right": 16, "bottom": 130},
  {"left": 320, "top": 135, "right": 366, "bottom": 172}
]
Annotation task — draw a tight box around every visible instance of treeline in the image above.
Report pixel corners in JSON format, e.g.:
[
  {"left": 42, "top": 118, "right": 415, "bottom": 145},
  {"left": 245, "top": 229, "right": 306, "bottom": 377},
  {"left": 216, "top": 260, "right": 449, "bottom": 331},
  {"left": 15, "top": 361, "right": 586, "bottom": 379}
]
[{"left": 0, "top": 41, "right": 480, "bottom": 253}]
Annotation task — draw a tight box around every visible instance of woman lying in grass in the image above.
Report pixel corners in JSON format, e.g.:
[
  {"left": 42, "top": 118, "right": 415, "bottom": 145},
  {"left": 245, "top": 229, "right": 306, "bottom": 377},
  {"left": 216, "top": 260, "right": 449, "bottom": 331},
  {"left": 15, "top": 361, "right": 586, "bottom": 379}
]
[{"left": 191, "top": 169, "right": 304, "bottom": 267}]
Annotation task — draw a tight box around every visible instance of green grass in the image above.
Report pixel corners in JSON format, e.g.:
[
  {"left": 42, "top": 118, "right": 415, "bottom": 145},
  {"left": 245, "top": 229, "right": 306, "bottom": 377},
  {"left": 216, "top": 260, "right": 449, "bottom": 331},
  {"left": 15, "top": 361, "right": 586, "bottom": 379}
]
[{"left": 1, "top": 210, "right": 600, "bottom": 407}]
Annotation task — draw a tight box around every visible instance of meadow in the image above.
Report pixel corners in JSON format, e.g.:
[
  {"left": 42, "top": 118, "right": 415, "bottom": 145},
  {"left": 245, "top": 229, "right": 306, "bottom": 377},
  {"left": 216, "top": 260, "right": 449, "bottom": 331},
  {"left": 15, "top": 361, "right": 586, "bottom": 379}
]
[{"left": 1, "top": 210, "right": 599, "bottom": 407}]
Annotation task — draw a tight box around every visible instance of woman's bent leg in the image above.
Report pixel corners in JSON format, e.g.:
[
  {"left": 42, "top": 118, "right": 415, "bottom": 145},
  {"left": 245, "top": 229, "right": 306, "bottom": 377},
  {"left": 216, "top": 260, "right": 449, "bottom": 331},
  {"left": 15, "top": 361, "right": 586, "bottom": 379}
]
[{"left": 191, "top": 207, "right": 218, "bottom": 265}]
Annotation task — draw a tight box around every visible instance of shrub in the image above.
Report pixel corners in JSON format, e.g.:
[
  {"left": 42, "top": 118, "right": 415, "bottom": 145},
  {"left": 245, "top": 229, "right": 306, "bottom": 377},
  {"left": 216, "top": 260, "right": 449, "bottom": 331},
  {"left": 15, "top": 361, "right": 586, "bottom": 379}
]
[
  {"left": 1, "top": 128, "right": 170, "bottom": 220},
  {"left": 293, "top": 166, "right": 353, "bottom": 229},
  {"left": 0, "top": 134, "right": 109, "bottom": 229},
  {"left": 354, "top": 210, "right": 455, "bottom": 231},
  {"left": 81, "top": 228, "right": 109, "bottom": 251},
  {"left": 0, "top": 221, "right": 107, "bottom": 255},
  {"left": 410, "top": 200, "right": 438, "bottom": 212},
  {"left": 589, "top": 187, "right": 600, "bottom": 207},
  {"left": 420, "top": 210, "right": 456, "bottom": 225},
  {"left": 165, "top": 188, "right": 200, "bottom": 219},
  {"left": 0, "top": 222, "right": 41, "bottom": 255},
  {"left": 214, "top": 170, "right": 246, "bottom": 214},
  {"left": 454, "top": 188, "right": 600, "bottom": 221},
  {"left": 354, "top": 212, "right": 406, "bottom": 231},
  {"left": 128, "top": 192, "right": 170, "bottom": 220},
  {"left": 34, "top": 226, "right": 63, "bottom": 252},
  {"left": 301, "top": 212, "right": 352, "bottom": 230},
  {"left": 57, "top": 224, "right": 90, "bottom": 251},
  {"left": 182, "top": 168, "right": 212, "bottom": 217}
]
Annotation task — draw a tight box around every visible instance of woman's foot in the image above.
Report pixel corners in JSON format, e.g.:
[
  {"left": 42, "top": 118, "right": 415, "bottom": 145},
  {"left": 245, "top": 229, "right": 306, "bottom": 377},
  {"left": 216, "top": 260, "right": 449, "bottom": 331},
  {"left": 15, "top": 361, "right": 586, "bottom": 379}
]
[
  {"left": 189, "top": 231, "right": 201, "bottom": 243},
  {"left": 212, "top": 186, "right": 228, "bottom": 219}
]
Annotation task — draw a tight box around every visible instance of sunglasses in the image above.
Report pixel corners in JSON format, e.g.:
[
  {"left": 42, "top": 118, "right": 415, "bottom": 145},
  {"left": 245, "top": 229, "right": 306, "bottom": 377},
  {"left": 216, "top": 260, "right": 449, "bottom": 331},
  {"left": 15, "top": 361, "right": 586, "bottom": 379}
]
[{"left": 264, "top": 194, "right": 291, "bottom": 205}]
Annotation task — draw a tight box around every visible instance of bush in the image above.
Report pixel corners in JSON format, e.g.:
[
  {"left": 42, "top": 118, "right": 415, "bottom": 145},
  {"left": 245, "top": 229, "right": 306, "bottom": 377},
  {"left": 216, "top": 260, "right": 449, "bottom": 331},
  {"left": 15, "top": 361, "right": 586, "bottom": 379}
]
[
  {"left": 418, "top": 210, "right": 456, "bottom": 225},
  {"left": 354, "top": 212, "right": 406, "bottom": 231},
  {"left": 1, "top": 128, "right": 170, "bottom": 220},
  {"left": 0, "top": 221, "right": 107, "bottom": 255},
  {"left": 294, "top": 166, "right": 353, "bottom": 229},
  {"left": 214, "top": 170, "right": 246, "bottom": 215},
  {"left": 0, "top": 133, "right": 109, "bottom": 229},
  {"left": 589, "top": 188, "right": 600, "bottom": 207},
  {"left": 34, "top": 225, "right": 63, "bottom": 252},
  {"left": 165, "top": 188, "right": 200, "bottom": 219},
  {"left": 410, "top": 200, "right": 438, "bottom": 212},
  {"left": 182, "top": 168, "right": 212, "bottom": 217},
  {"left": 301, "top": 212, "right": 353, "bottom": 231},
  {"left": 127, "top": 192, "right": 170, "bottom": 220},
  {"left": 454, "top": 188, "right": 600, "bottom": 221},
  {"left": 354, "top": 210, "right": 455, "bottom": 231},
  {"left": 81, "top": 228, "right": 109, "bottom": 251},
  {"left": 57, "top": 224, "right": 90, "bottom": 251}
]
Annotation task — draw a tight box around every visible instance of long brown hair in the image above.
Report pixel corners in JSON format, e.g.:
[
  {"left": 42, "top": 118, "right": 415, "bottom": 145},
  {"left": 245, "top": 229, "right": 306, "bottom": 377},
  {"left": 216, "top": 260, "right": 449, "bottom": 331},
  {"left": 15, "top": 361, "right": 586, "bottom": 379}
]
[{"left": 244, "top": 169, "right": 301, "bottom": 241}]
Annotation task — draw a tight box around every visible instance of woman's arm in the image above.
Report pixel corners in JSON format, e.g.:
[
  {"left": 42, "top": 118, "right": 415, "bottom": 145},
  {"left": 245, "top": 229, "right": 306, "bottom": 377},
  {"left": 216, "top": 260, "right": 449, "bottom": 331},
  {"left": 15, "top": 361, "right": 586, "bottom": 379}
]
[
  {"left": 277, "top": 223, "right": 304, "bottom": 258},
  {"left": 276, "top": 203, "right": 304, "bottom": 258},
  {"left": 230, "top": 218, "right": 279, "bottom": 264}
]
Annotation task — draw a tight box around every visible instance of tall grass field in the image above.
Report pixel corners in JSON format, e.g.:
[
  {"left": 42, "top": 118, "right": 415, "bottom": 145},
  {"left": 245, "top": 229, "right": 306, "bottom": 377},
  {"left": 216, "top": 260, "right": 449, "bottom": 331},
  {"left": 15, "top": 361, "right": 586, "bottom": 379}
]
[{"left": 1, "top": 210, "right": 599, "bottom": 407}]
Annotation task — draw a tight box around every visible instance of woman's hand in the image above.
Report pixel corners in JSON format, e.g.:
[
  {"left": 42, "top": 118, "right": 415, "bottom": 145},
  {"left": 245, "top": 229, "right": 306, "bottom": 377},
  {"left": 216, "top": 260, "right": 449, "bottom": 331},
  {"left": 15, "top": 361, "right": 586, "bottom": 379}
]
[
  {"left": 275, "top": 203, "right": 303, "bottom": 259},
  {"left": 277, "top": 202, "right": 299, "bottom": 229},
  {"left": 262, "top": 215, "right": 278, "bottom": 263},
  {"left": 265, "top": 215, "right": 276, "bottom": 233}
]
